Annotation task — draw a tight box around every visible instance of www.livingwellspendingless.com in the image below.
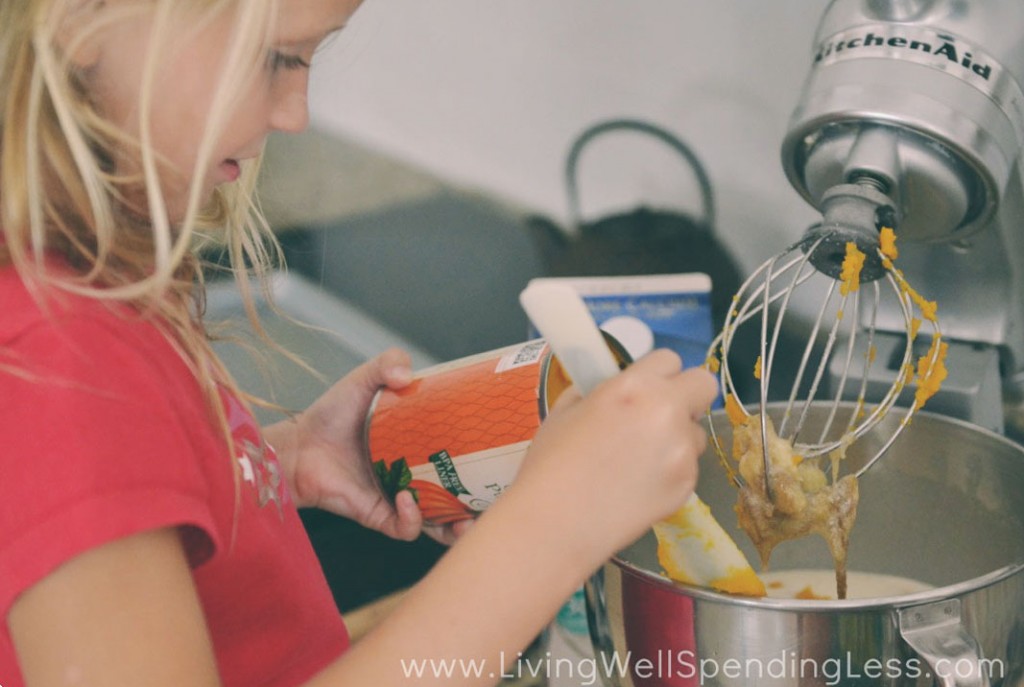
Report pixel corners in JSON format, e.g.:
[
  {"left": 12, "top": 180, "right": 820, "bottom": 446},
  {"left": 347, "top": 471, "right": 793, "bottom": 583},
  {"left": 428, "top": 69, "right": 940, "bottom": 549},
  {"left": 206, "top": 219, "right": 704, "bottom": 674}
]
[{"left": 399, "top": 650, "right": 1005, "bottom": 685}]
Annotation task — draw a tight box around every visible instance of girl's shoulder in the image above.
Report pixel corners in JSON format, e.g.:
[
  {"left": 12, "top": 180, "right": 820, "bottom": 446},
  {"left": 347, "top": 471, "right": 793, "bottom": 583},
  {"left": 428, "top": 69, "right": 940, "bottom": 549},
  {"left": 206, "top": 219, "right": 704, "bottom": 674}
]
[
  {"left": 0, "top": 259, "right": 202, "bottom": 424},
  {"left": 0, "top": 259, "right": 166, "bottom": 349}
]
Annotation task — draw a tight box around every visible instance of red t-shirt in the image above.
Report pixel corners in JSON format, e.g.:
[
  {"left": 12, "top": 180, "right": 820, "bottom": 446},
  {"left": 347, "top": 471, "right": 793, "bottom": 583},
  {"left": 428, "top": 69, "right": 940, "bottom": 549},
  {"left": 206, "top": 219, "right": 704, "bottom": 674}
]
[{"left": 0, "top": 265, "right": 349, "bottom": 687}]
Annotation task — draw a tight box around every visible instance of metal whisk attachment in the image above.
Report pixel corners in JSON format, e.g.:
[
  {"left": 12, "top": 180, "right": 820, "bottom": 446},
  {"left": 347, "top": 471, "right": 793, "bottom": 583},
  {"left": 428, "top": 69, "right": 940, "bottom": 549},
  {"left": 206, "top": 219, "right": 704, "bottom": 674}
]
[{"left": 706, "top": 183, "right": 945, "bottom": 494}]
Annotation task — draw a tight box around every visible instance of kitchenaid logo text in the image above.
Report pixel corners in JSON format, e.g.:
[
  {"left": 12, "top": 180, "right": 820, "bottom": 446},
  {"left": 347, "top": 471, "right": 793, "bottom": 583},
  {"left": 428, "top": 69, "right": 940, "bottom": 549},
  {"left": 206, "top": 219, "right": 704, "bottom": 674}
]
[{"left": 815, "top": 26, "right": 994, "bottom": 82}]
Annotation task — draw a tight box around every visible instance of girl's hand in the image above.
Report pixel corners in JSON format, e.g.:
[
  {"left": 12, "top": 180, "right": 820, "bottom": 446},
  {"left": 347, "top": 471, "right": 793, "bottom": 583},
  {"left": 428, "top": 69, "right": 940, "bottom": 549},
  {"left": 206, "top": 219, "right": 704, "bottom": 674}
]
[
  {"left": 265, "top": 348, "right": 471, "bottom": 545},
  {"left": 510, "top": 349, "right": 718, "bottom": 564}
]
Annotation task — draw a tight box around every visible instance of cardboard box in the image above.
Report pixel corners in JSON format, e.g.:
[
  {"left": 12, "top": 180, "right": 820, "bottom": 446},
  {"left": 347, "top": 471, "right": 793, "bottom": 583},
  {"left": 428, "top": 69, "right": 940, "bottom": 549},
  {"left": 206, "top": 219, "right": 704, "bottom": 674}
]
[{"left": 525, "top": 273, "right": 714, "bottom": 372}]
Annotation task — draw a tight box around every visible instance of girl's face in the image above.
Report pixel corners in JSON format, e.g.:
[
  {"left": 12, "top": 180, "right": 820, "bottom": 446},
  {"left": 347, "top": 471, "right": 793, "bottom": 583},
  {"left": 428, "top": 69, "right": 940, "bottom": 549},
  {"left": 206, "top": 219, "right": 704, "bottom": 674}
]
[{"left": 85, "top": 0, "right": 362, "bottom": 220}]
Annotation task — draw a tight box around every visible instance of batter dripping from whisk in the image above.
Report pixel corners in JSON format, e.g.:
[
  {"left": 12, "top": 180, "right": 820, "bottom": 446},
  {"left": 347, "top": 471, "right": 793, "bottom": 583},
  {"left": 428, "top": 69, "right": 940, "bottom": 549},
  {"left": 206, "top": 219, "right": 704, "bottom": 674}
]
[
  {"left": 706, "top": 228, "right": 947, "bottom": 600},
  {"left": 730, "top": 412, "right": 859, "bottom": 599}
]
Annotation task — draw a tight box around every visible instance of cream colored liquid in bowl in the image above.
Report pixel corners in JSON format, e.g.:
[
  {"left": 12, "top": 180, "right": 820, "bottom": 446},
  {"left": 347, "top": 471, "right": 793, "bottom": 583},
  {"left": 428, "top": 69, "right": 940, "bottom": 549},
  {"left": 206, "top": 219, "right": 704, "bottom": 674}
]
[{"left": 760, "top": 569, "right": 933, "bottom": 600}]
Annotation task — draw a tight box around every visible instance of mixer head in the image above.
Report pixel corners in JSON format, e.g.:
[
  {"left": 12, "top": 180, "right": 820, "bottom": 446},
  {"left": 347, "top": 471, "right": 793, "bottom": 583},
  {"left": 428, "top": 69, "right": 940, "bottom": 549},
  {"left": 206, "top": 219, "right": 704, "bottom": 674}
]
[
  {"left": 781, "top": 1, "right": 1024, "bottom": 244},
  {"left": 705, "top": 220, "right": 946, "bottom": 493},
  {"left": 773, "top": 0, "right": 1024, "bottom": 437}
]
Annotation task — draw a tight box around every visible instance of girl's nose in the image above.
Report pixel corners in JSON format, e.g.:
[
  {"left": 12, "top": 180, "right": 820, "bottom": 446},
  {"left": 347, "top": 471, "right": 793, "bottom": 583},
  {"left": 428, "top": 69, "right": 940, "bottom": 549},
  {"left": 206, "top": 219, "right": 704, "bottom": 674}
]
[{"left": 269, "top": 84, "right": 310, "bottom": 134}]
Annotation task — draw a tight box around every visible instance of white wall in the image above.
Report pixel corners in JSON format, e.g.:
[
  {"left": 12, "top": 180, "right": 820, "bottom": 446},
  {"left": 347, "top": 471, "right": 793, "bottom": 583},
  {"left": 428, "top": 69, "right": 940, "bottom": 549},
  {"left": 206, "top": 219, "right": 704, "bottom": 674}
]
[{"left": 308, "top": 1, "right": 832, "bottom": 273}]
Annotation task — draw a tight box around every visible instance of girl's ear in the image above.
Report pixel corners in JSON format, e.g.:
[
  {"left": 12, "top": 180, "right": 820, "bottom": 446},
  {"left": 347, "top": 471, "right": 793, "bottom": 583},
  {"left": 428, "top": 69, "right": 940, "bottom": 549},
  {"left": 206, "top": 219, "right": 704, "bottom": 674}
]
[{"left": 56, "top": 0, "right": 104, "bottom": 70}]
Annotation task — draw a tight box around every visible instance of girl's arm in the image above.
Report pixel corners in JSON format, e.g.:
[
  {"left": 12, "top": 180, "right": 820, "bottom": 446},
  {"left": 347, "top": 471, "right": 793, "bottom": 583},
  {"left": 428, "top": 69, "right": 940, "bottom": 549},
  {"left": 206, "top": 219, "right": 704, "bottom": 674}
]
[
  {"left": 8, "top": 527, "right": 222, "bottom": 687},
  {"left": 316, "top": 352, "right": 714, "bottom": 686},
  {"left": 8, "top": 496, "right": 585, "bottom": 687},
  {"left": 9, "top": 353, "right": 715, "bottom": 687}
]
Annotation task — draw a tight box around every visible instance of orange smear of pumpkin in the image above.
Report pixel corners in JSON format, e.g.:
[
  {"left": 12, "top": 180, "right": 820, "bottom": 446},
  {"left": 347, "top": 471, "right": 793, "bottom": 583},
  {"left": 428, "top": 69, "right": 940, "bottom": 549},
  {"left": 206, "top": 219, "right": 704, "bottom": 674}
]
[
  {"left": 914, "top": 338, "right": 949, "bottom": 412},
  {"left": 839, "top": 242, "right": 866, "bottom": 296},
  {"left": 725, "top": 394, "right": 747, "bottom": 427},
  {"left": 879, "top": 227, "right": 899, "bottom": 260},
  {"left": 796, "top": 585, "right": 832, "bottom": 600}
]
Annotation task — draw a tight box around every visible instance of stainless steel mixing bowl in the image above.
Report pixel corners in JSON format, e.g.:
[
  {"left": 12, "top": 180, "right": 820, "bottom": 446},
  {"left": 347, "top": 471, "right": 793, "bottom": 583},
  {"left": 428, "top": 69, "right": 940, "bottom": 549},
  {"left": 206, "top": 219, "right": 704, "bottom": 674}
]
[{"left": 586, "top": 403, "right": 1024, "bottom": 686}]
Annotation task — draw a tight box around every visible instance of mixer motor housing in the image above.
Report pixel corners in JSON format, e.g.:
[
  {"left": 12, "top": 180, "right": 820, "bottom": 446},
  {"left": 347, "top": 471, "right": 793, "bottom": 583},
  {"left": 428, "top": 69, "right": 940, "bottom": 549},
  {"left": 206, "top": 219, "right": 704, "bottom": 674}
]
[{"left": 781, "top": 0, "right": 1024, "bottom": 437}]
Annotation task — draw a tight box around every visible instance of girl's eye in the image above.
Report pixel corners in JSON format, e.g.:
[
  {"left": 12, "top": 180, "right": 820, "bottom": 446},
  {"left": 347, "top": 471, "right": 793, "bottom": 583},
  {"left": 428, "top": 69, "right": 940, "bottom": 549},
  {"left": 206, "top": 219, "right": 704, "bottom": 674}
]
[{"left": 267, "top": 50, "right": 311, "bottom": 72}]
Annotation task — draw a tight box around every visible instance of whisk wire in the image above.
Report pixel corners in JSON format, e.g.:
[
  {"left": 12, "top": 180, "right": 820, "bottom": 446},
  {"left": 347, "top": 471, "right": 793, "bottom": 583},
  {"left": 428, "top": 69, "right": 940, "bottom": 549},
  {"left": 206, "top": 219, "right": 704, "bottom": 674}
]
[
  {"left": 839, "top": 281, "right": 881, "bottom": 438},
  {"left": 787, "top": 278, "right": 842, "bottom": 447},
  {"left": 708, "top": 233, "right": 944, "bottom": 491},
  {"left": 769, "top": 239, "right": 824, "bottom": 440},
  {"left": 818, "top": 284, "right": 863, "bottom": 447}
]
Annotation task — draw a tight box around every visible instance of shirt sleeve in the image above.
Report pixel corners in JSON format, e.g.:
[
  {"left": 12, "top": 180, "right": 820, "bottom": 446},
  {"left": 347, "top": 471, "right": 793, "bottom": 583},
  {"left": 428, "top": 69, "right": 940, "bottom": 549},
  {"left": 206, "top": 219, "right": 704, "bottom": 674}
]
[{"left": 0, "top": 310, "right": 222, "bottom": 619}]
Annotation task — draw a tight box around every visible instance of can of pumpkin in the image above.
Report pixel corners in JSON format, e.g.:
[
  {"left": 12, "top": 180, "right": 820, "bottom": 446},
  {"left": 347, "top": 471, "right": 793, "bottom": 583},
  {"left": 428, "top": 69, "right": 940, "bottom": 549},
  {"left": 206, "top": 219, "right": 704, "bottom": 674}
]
[{"left": 365, "top": 335, "right": 629, "bottom": 525}]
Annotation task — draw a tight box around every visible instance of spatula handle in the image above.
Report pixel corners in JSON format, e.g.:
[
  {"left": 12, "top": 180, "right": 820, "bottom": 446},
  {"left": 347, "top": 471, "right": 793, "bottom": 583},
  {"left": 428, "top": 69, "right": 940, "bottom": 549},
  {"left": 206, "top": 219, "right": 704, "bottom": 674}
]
[{"left": 519, "top": 282, "right": 620, "bottom": 396}]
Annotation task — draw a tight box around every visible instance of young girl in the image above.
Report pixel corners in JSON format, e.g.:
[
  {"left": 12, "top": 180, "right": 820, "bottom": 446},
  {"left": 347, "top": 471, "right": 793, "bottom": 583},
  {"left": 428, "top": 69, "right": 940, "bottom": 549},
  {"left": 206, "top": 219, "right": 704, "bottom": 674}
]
[{"left": 0, "top": 1, "right": 717, "bottom": 686}]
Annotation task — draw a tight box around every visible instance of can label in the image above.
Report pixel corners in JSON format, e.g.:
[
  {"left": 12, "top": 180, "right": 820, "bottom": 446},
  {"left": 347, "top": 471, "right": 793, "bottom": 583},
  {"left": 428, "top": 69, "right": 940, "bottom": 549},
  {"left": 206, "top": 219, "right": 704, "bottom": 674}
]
[{"left": 366, "top": 340, "right": 572, "bottom": 524}]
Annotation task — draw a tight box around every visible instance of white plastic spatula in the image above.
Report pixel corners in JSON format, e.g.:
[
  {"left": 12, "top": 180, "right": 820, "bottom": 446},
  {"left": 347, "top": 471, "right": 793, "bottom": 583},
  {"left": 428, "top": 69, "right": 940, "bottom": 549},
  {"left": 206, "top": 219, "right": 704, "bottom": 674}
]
[
  {"left": 519, "top": 282, "right": 765, "bottom": 597},
  {"left": 519, "top": 282, "right": 620, "bottom": 396}
]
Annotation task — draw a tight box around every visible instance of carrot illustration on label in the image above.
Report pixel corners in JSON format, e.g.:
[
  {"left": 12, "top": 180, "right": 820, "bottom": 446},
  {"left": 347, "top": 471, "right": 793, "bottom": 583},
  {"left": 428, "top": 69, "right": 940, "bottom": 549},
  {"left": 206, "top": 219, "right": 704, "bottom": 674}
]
[{"left": 411, "top": 480, "right": 474, "bottom": 524}]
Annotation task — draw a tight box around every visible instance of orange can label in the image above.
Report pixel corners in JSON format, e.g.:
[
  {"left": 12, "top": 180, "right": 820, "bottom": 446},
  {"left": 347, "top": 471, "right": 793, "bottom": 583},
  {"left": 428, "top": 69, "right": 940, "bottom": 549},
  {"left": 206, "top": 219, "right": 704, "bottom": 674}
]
[{"left": 366, "top": 340, "right": 573, "bottom": 524}]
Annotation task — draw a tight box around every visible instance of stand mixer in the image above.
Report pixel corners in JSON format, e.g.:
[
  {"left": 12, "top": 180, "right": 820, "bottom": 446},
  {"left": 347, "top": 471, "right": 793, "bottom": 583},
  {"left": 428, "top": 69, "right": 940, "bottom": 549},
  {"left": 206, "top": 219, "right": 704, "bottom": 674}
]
[
  {"left": 780, "top": 0, "right": 1024, "bottom": 439},
  {"left": 583, "top": 6, "right": 1024, "bottom": 685}
]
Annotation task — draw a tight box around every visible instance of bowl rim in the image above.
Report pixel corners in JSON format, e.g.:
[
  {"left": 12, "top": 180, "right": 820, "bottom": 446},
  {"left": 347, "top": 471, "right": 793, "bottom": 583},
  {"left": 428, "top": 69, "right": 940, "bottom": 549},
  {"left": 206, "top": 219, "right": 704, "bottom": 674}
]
[
  {"left": 610, "top": 403, "right": 1024, "bottom": 611},
  {"left": 609, "top": 556, "right": 1024, "bottom": 612}
]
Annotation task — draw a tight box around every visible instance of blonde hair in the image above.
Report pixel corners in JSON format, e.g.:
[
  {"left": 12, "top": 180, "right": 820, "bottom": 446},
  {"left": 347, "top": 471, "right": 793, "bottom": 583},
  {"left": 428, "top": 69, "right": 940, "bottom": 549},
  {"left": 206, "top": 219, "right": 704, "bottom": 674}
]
[{"left": 0, "top": 0, "right": 286, "bottom": 436}]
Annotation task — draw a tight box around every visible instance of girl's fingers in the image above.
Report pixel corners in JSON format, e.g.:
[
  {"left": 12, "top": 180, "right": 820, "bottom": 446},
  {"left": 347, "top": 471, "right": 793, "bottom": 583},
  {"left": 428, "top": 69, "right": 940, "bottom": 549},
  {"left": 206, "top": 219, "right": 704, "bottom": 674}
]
[
  {"left": 421, "top": 518, "right": 474, "bottom": 547},
  {"left": 613, "top": 349, "right": 719, "bottom": 416},
  {"left": 384, "top": 490, "right": 423, "bottom": 542},
  {"left": 344, "top": 347, "right": 413, "bottom": 398},
  {"left": 627, "top": 348, "right": 683, "bottom": 376},
  {"left": 678, "top": 367, "right": 720, "bottom": 417},
  {"left": 378, "top": 348, "right": 414, "bottom": 389}
]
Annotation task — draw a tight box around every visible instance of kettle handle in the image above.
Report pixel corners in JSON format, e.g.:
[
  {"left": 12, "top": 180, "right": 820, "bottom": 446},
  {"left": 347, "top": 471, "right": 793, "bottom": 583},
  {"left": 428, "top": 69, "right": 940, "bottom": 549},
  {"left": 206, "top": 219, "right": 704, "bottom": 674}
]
[
  {"left": 898, "top": 598, "right": 991, "bottom": 687},
  {"left": 563, "top": 117, "right": 716, "bottom": 237}
]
